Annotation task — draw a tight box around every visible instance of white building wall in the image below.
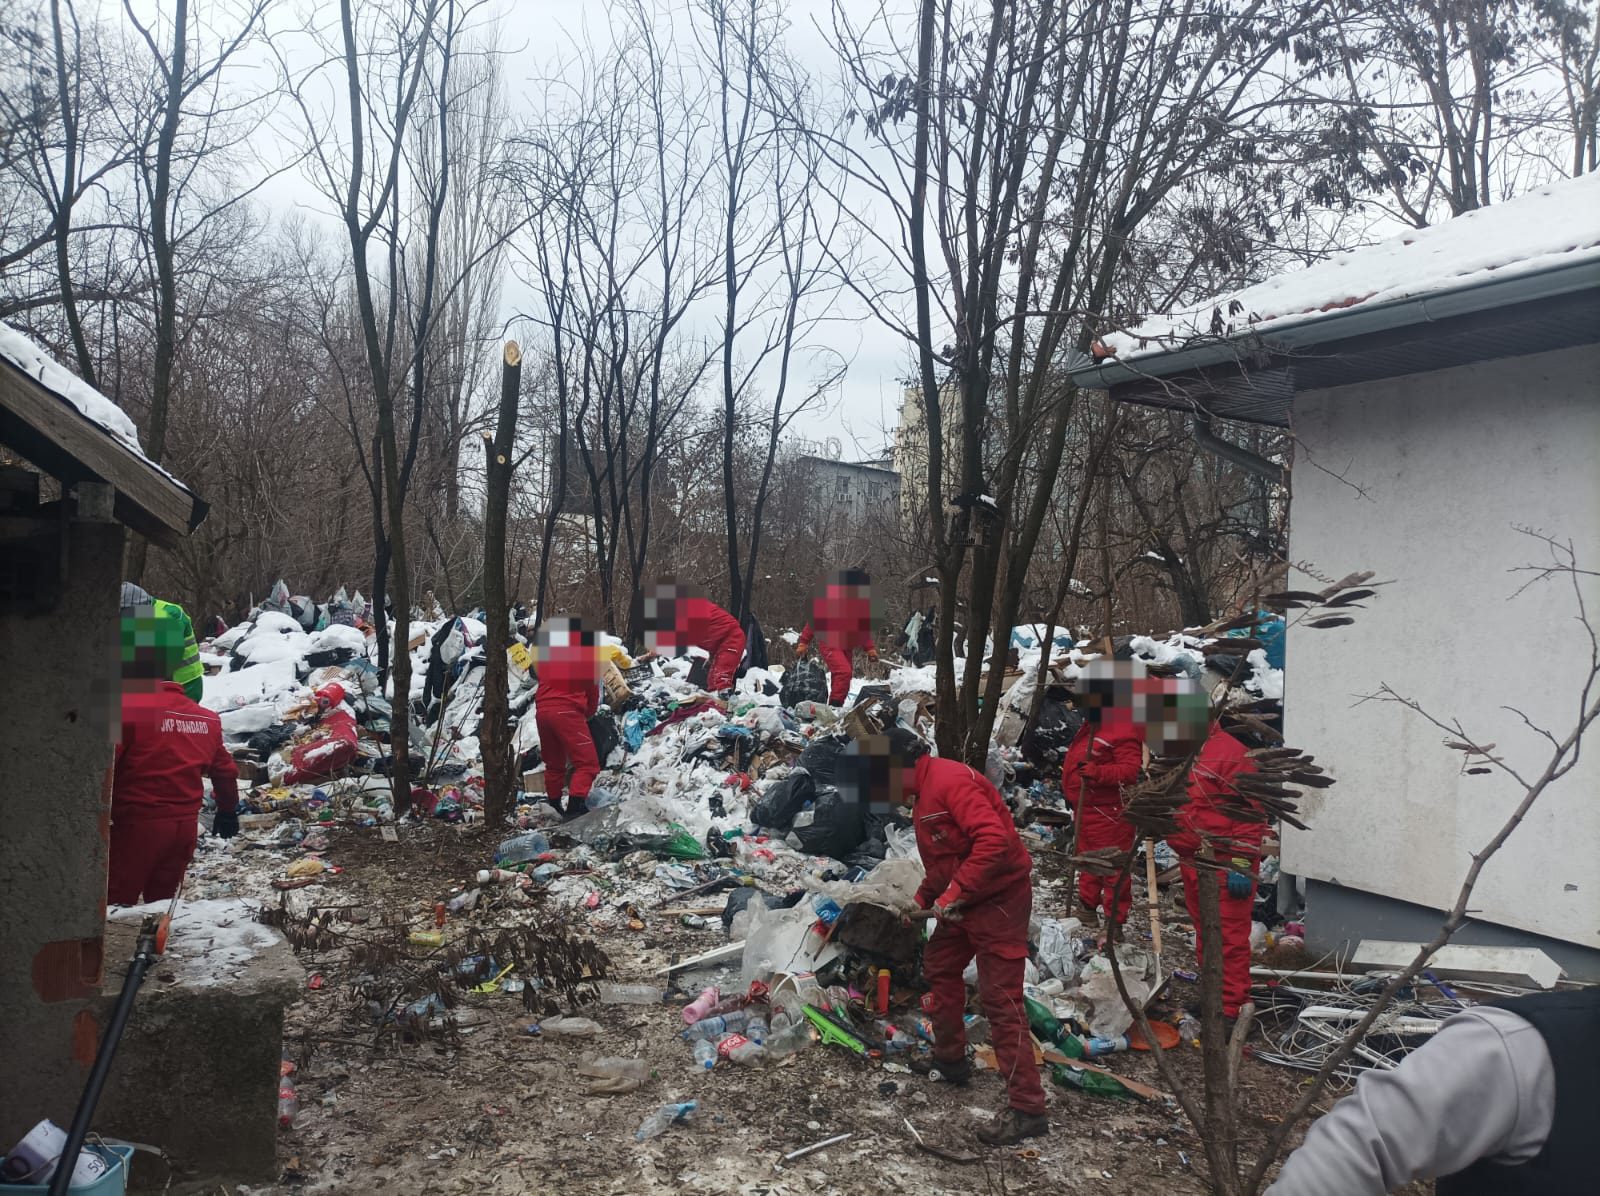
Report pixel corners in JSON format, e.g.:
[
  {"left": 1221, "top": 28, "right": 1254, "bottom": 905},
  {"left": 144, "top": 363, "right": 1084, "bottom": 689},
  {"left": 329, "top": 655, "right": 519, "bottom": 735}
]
[{"left": 1282, "top": 342, "right": 1600, "bottom": 947}]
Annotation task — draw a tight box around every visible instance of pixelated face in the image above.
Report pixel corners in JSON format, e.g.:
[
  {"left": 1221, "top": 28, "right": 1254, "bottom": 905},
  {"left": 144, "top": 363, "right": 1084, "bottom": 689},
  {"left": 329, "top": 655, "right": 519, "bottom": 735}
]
[
  {"left": 120, "top": 602, "right": 182, "bottom": 681},
  {"left": 835, "top": 734, "right": 911, "bottom": 815},
  {"left": 1071, "top": 659, "right": 1144, "bottom": 723},
  {"left": 535, "top": 616, "right": 602, "bottom": 683},
  {"left": 642, "top": 579, "right": 698, "bottom": 651},
  {"left": 1142, "top": 676, "right": 1211, "bottom": 756},
  {"left": 812, "top": 570, "right": 879, "bottom": 640}
]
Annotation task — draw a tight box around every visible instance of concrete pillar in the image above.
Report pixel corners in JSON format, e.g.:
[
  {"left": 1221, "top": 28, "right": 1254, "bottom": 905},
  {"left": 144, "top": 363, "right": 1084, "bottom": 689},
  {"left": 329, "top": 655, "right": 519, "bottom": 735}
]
[{"left": 0, "top": 520, "right": 124, "bottom": 1141}]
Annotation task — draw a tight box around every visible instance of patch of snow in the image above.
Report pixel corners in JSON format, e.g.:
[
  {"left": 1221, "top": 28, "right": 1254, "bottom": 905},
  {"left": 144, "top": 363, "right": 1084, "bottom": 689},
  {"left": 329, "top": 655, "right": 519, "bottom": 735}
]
[
  {"left": 0, "top": 321, "right": 144, "bottom": 454},
  {"left": 1101, "top": 172, "right": 1600, "bottom": 361},
  {"left": 891, "top": 666, "right": 937, "bottom": 696},
  {"left": 309, "top": 624, "right": 367, "bottom": 654},
  {"left": 202, "top": 657, "right": 298, "bottom": 711},
  {"left": 219, "top": 703, "right": 279, "bottom": 735},
  {"left": 107, "top": 897, "right": 282, "bottom": 988}
]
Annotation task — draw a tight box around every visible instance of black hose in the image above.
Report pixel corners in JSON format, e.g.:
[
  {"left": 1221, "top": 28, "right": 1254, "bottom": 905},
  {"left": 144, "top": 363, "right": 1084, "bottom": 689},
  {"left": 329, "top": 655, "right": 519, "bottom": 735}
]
[{"left": 48, "top": 918, "right": 159, "bottom": 1196}]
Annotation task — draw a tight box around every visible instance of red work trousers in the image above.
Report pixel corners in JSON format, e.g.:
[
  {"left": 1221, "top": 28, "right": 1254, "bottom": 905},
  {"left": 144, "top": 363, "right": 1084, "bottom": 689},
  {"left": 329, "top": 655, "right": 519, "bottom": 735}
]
[
  {"left": 921, "top": 883, "right": 1046, "bottom": 1116},
  {"left": 108, "top": 813, "right": 198, "bottom": 905},
  {"left": 536, "top": 706, "right": 599, "bottom": 803},
  {"left": 1180, "top": 862, "right": 1257, "bottom": 1018},
  {"left": 817, "top": 641, "right": 853, "bottom": 705},
  {"left": 706, "top": 629, "right": 747, "bottom": 691},
  {"left": 1075, "top": 806, "right": 1137, "bottom": 923}
]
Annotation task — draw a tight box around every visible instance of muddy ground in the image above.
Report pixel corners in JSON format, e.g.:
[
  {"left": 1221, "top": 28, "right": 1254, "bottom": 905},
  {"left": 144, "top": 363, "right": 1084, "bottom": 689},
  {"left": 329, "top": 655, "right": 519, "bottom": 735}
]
[{"left": 196, "top": 821, "right": 1420, "bottom": 1196}]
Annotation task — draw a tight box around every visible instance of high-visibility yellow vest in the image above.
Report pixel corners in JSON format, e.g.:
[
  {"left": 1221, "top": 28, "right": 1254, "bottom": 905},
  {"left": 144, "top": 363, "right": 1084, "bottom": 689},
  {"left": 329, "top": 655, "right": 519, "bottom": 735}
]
[{"left": 154, "top": 598, "right": 204, "bottom": 700}]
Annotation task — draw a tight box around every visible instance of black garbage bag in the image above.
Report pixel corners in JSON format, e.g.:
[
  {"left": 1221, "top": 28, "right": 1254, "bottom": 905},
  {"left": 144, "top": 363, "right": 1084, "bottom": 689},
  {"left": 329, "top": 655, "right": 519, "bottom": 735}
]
[
  {"left": 589, "top": 711, "right": 621, "bottom": 764},
  {"left": 305, "top": 647, "right": 356, "bottom": 669},
  {"left": 834, "top": 902, "right": 923, "bottom": 967},
  {"left": 687, "top": 654, "right": 711, "bottom": 690},
  {"left": 797, "top": 736, "right": 847, "bottom": 786},
  {"left": 780, "top": 657, "right": 828, "bottom": 707},
  {"left": 1021, "top": 690, "right": 1083, "bottom": 769},
  {"left": 792, "top": 785, "right": 866, "bottom": 860},
  {"left": 246, "top": 723, "right": 296, "bottom": 757},
  {"left": 750, "top": 767, "right": 815, "bottom": 831}
]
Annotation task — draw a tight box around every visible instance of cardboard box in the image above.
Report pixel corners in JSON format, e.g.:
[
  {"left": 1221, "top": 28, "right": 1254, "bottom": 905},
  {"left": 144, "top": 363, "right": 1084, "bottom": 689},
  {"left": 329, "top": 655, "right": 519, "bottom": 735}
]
[
  {"left": 602, "top": 660, "right": 631, "bottom": 707},
  {"left": 522, "top": 769, "right": 546, "bottom": 796}
]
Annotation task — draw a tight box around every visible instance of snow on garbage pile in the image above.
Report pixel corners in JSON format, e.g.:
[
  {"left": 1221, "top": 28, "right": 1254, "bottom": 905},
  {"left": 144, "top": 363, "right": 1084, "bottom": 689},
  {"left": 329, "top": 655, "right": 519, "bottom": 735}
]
[
  {"left": 308, "top": 624, "right": 368, "bottom": 654},
  {"left": 107, "top": 897, "right": 283, "bottom": 988},
  {"left": 203, "top": 657, "right": 299, "bottom": 711},
  {"left": 891, "top": 666, "right": 937, "bottom": 696},
  {"left": 1098, "top": 171, "right": 1600, "bottom": 361},
  {"left": 0, "top": 321, "right": 145, "bottom": 454}
]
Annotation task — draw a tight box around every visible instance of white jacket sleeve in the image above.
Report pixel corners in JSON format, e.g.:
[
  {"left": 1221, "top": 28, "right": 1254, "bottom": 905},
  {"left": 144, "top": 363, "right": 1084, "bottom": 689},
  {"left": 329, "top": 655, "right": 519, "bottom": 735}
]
[{"left": 1265, "top": 1006, "right": 1554, "bottom": 1196}]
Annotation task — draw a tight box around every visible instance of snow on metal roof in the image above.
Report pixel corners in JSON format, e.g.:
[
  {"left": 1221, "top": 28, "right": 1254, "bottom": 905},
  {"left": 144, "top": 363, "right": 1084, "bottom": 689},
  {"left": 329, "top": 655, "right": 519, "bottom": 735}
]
[
  {"left": 1096, "top": 171, "right": 1600, "bottom": 363},
  {"left": 0, "top": 320, "right": 147, "bottom": 457}
]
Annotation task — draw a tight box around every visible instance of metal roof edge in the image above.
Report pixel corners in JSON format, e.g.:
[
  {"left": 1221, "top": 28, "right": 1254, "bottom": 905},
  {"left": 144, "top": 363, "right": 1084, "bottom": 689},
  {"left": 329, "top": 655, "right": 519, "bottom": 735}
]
[{"left": 1068, "top": 255, "right": 1600, "bottom": 391}]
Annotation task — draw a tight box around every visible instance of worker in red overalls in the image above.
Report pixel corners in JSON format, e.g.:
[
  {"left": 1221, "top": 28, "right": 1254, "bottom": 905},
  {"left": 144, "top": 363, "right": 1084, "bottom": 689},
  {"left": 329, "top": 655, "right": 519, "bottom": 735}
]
[
  {"left": 533, "top": 616, "right": 603, "bottom": 819},
  {"left": 1061, "top": 662, "right": 1146, "bottom": 926},
  {"left": 794, "top": 569, "right": 878, "bottom": 706},
  {"left": 859, "top": 729, "right": 1046, "bottom": 1147},
  {"left": 112, "top": 619, "right": 239, "bottom": 905},
  {"left": 1167, "top": 713, "right": 1263, "bottom": 1027},
  {"left": 640, "top": 580, "right": 746, "bottom": 693}
]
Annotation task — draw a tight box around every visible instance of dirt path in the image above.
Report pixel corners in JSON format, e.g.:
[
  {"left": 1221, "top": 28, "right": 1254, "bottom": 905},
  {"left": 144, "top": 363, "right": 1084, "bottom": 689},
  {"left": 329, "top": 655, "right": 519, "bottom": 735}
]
[{"left": 187, "top": 820, "right": 1368, "bottom": 1196}]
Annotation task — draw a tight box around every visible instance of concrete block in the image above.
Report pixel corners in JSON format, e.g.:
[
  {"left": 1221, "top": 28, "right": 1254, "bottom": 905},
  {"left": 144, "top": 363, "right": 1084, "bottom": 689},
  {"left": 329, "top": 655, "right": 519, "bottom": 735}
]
[
  {"left": 1350, "top": 939, "right": 1564, "bottom": 989},
  {"left": 93, "top": 905, "right": 302, "bottom": 1191}
]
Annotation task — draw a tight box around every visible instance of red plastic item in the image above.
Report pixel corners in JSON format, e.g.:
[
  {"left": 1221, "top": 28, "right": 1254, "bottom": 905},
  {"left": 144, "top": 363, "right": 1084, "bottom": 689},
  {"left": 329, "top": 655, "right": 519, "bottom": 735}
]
[
  {"left": 876, "top": 968, "right": 891, "bottom": 1013},
  {"left": 434, "top": 902, "right": 447, "bottom": 928}
]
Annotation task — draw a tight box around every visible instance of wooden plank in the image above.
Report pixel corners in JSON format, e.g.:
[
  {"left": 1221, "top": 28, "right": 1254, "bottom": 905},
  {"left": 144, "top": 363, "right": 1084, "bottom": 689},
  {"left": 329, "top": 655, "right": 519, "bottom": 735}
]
[
  {"left": 0, "top": 360, "right": 197, "bottom": 537},
  {"left": 657, "top": 940, "right": 746, "bottom": 976}
]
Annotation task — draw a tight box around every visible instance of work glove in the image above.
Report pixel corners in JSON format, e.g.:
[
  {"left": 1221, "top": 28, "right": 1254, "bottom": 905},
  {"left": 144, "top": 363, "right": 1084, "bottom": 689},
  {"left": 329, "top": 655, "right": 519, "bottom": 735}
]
[
  {"left": 794, "top": 642, "right": 809, "bottom": 658},
  {"left": 866, "top": 646, "right": 879, "bottom": 663},
  {"left": 1226, "top": 858, "right": 1253, "bottom": 899},
  {"left": 213, "top": 809, "right": 240, "bottom": 839},
  {"left": 933, "top": 898, "right": 964, "bottom": 923}
]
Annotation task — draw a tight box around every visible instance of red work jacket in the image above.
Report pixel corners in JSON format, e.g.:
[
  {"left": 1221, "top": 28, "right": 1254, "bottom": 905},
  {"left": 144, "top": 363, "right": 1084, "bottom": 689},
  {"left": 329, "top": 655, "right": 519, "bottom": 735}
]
[
  {"left": 1061, "top": 717, "right": 1144, "bottom": 811},
  {"left": 674, "top": 597, "right": 741, "bottom": 650},
  {"left": 908, "top": 755, "right": 1033, "bottom": 911},
  {"left": 115, "top": 682, "right": 240, "bottom": 818},
  {"left": 1167, "top": 728, "right": 1264, "bottom": 863}
]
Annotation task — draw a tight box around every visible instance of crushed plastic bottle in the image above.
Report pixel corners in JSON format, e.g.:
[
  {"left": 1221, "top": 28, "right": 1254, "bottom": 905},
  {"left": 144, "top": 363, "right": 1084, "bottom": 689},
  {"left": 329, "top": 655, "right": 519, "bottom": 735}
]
[
  {"left": 716, "top": 1033, "right": 765, "bottom": 1066},
  {"left": 635, "top": 1101, "right": 697, "bottom": 1142},
  {"left": 762, "top": 1017, "right": 815, "bottom": 1060},
  {"left": 446, "top": 888, "right": 480, "bottom": 914},
  {"left": 682, "top": 986, "right": 722, "bottom": 1025},
  {"left": 682, "top": 1011, "right": 749, "bottom": 1041},
  {"left": 1083, "top": 1033, "right": 1131, "bottom": 1058},
  {"left": 1178, "top": 1015, "right": 1202, "bottom": 1044},
  {"left": 598, "top": 983, "right": 667, "bottom": 1006},
  {"left": 744, "top": 1015, "right": 768, "bottom": 1044},
  {"left": 496, "top": 831, "right": 550, "bottom": 867},
  {"left": 540, "top": 1016, "right": 601, "bottom": 1037},
  {"left": 691, "top": 1038, "right": 717, "bottom": 1070}
]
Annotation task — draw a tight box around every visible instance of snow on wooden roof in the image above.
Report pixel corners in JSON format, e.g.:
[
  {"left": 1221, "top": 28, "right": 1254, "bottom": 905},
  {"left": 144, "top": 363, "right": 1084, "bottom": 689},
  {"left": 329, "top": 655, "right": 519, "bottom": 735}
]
[
  {"left": 0, "top": 321, "right": 204, "bottom": 541},
  {"left": 1096, "top": 172, "right": 1600, "bottom": 363}
]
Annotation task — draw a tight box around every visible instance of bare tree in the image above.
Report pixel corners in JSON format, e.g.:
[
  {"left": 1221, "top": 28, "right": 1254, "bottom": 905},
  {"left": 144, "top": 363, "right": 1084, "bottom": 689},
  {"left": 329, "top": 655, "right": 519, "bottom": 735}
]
[
  {"left": 825, "top": 0, "right": 1341, "bottom": 764},
  {"left": 480, "top": 340, "right": 520, "bottom": 826}
]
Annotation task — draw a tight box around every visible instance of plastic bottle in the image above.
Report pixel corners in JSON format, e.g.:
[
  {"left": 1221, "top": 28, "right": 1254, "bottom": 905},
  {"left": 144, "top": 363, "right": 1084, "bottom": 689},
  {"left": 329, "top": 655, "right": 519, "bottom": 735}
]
[
  {"left": 716, "top": 1033, "right": 765, "bottom": 1066},
  {"left": 1083, "top": 1033, "right": 1131, "bottom": 1058},
  {"left": 703, "top": 992, "right": 749, "bottom": 1019},
  {"left": 446, "top": 888, "right": 480, "bottom": 914},
  {"left": 762, "top": 1017, "right": 815, "bottom": 1060},
  {"left": 635, "top": 1101, "right": 697, "bottom": 1142},
  {"left": 1024, "top": 996, "right": 1064, "bottom": 1045},
  {"left": 278, "top": 1077, "right": 299, "bottom": 1128},
  {"left": 682, "top": 986, "right": 721, "bottom": 1025},
  {"left": 599, "top": 982, "right": 667, "bottom": 1006},
  {"left": 691, "top": 1038, "right": 718, "bottom": 1070},
  {"left": 744, "top": 1015, "right": 768, "bottom": 1045},
  {"left": 496, "top": 831, "right": 550, "bottom": 867},
  {"left": 681, "top": 1011, "right": 749, "bottom": 1041},
  {"left": 540, "top": 1016, "right": 601, "bottom": 1037},
  {"left": 1178, "top": 1015, "right": 1202, "bottom": 1043}
]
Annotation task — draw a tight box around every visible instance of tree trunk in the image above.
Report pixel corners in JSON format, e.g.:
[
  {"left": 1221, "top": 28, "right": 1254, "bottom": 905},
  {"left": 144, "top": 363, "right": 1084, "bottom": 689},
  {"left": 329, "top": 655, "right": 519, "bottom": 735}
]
[{"left": 481, "top": 341, "right": 521, "bottom": 827}]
